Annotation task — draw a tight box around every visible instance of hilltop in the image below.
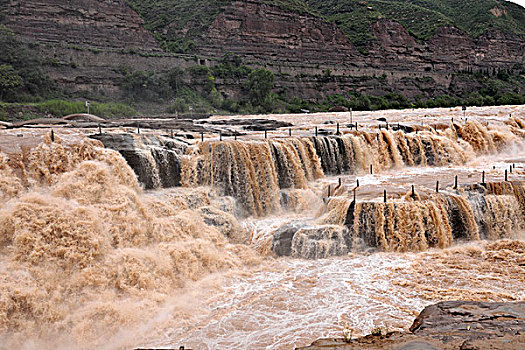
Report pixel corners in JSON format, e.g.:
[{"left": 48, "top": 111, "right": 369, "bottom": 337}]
[
  {"left": 125, "top": 0, "right": 525, "bottom": 53},
  {"left": 306, "top": 0, "right": 525, "bottom": 49}
]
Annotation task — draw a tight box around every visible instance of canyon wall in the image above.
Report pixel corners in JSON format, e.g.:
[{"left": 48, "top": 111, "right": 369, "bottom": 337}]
[
  {"left": 2, "top": 0, "right": 524, "bottom": 99},
  {"left": 3, "top": 0, "right": 159, "bottom": 50}
]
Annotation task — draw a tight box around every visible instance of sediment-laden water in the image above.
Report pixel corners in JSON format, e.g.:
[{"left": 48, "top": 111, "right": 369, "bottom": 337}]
[{"left": 0, "top": 109, "right": 524, "bottom": 349}]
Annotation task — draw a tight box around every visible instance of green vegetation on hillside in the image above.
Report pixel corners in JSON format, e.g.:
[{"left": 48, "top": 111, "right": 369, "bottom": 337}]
[
  {"left": 119, "top": 54, "right": 280, "bottom": 114},
  {"left": 0, "top": 25, "right": 55, "bottom": 101},
  {"left": 0, "top": 26, "right": 137, "bottom": 120},
  {"left": 305, "top": 0, "right": 525, "bottom": 49},
  {"left": 113, "top": 53, "right": 525, "bottom": 116},
  {"left": 124, "top": 0, "right": 317, "bottom": 53},
  {"left": 124, "top": 0, "right": 525, "bottom": 52}
]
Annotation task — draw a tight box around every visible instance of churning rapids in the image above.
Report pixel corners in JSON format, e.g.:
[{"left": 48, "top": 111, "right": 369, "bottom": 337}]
[{"left": 0, "top": 105, "right": 524, "bottom": 349}]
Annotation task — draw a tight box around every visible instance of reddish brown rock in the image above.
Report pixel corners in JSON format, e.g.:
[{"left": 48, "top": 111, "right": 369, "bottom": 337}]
[
  {"left": 4, "top": 0, "right": 160, "bottom": 50},
  {"left": 199, "top": 0, "right": 358, "bottom": 66},
  {"left": 299, "top": 301, "right": 525, "bottom": 350},
  {"left": 1, "top": 0, "right": 524, "bottom": 101}
]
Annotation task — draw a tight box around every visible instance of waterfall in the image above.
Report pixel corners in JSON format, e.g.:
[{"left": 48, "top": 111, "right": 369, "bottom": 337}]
[
  {"left": 93, "top": 117, "right": 525, "bottom": 216},
  {"left": 274, "top": 181, "right": 525, "bottom": 258},
  {"left": 183, "top": 139, "right": 323, "bottom": 217},
  {"left": 91, "top": 134, "right": 185, "bottom": 190}
]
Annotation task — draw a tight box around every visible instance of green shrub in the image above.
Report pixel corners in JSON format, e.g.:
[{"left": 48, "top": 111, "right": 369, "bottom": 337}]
[{"left": 167, "top": 98, "right": 188, "bottom": 113}]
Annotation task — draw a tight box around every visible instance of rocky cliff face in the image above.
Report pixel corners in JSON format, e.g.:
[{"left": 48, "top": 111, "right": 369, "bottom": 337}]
[
  {"left": 1, "top": 0, "right": 524, "bottom": 101},
  {"left": 366, "top": 19, "right": 525, "bottom": 72},
  {"left": 199, "top": 0, "right": 358, "bottom": 66},
  {"left": 3, "top": 0, "right": 159, "bottom": 50},
  {"left": 198, "top": 2, "right": 524, "bottom": 74}
]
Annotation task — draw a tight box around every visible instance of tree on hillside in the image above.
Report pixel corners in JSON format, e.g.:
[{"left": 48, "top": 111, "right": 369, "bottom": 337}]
[
  {"left": 0, "top": 64, "right": 22, "bottom": 100},
  {"left": 246, "top": 68, "right": 274, "bottom": 106},
  {"left": 168, "top": 67, "right": 184, "bottom": 94}
]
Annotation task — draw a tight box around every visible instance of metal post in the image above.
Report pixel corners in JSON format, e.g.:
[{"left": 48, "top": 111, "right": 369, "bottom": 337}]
[
  {"left": 377, "top": 133, "right": 379, "bottom": 141},
  {"left": 505, "top": 169, "right": 508, "bottom": 181},
  {"left": 234, "top": 132, "right": 237, "bottom": 141},
  {"left": 454, "top": 175, "right": 458, "bottom": 189},
  {"left": 370, "top": 165, "right": 373, "bottom": 175},
  {"left": 436, "top": 181, "right": 439, "bottom": 193},
  {"left": 510, "top": 165, "right": 513, "bottom": 173},
  {"left": 201, "top": 132, "right": 204, "bottom": 142},
  {"left": 289, "top": 128, "right": 292, "bottom": 137},
  {"left": 384, "top": 189, "right": 387, "bottom": 203},
  {"left": 265, "top": 130, "right": 267, "bottom": 139},
  {"left": 355, "top": 123, "right": 358, "bottom": 130},
  {"left": 315, "top": 126, "right": 318, "bottom": 137},
  {"left": 328, "top": 185, "right": 331, "bottom": 198},
  {"left": 357, "top": 179, "right": 360, "bottom": 188},
  {"left": 482, "top": 171, "right": 485, "bottom": 184},
  {"left": 337, "top": 122, "right": 340, "bottom": 134},
  {"left": 51, "top": 129, "right": 54, "bottom": 142},
  {"left": 137, "top": 123, "right": 140, "bottom": 134},
  {"left": 412, "top": 185, "right": 415, "bottom": 197},
  {"left": 98, "top": 123, "right": 102, "bottom": 135}
]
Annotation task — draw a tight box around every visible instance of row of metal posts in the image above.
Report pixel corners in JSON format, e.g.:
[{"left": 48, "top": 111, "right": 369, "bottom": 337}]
[
  {"left": 324, "top": 165, "right": 517, "bottom": 203},
  {"left": 53, "top": 109, "right": 512, "bottom": 143}
]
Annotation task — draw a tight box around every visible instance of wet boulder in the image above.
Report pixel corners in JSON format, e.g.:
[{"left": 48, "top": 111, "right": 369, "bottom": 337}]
[
  {"left": 272, "top": 222, "right": 307, "bottom": 257},
  {"left": 290, "top": 225, "right": 349, "bottom": 259}
]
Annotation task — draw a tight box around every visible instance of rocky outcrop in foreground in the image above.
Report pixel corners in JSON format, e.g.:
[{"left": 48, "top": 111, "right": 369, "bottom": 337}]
[{"left": 299, "top": 301, "right": 525, "bottom": 350}]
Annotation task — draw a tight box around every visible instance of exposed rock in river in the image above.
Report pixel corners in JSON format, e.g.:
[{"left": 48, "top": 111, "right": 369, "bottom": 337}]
[
  {"left": 299, "top": 301, "right": 525, "bottom": 350},
  {"left": 90, "top": 133, "right": 187, "bottom": 189}
]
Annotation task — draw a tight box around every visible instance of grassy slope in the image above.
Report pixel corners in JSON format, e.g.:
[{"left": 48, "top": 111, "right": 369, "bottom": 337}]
[{"left": 305, "top": 0, "right": 525, "bottom": 48}]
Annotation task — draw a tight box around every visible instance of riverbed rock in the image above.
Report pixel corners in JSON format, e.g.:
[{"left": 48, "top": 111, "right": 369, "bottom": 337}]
[
  {"left": 272, "top": 222, "right": 307, "bottom": 257},
  {"left": 272, "top": 222, "right": 350, "bottom": 259},
  {"left": 291, "top": 225, "right": 349, "bottom": 259},
  {"left": 90, "top": 133, "right": 186, "bottom": 189},
  {"left": 202, "top": 118, "right": 293, "bottom": 131},
  {"left": 298, "top": 301, "right": 525, "bottom": 349}
]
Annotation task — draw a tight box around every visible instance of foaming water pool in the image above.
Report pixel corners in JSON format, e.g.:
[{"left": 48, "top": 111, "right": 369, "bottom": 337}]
[{"left": 144, "top": 239, "right": 525, "bottom": 350}]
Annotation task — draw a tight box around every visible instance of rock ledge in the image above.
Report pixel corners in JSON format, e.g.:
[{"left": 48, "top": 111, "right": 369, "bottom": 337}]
[{"left": 299, "top": 301, "right": 525, "bottom": 350}]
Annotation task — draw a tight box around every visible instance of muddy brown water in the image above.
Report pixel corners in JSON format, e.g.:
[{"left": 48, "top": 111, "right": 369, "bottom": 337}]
[{"left": 0, "top": 106, "right": 524, "bottom": 349}]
